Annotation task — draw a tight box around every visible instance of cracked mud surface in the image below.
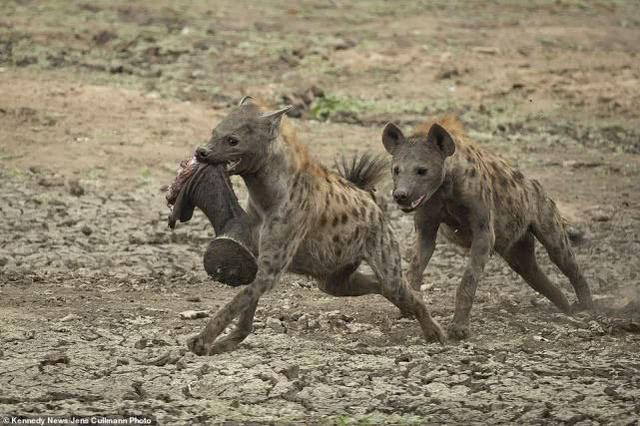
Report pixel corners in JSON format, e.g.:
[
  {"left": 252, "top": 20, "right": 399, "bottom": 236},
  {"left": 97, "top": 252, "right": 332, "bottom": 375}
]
[{"left": 1, "top": 1, "right": 639, "bottom": 424}]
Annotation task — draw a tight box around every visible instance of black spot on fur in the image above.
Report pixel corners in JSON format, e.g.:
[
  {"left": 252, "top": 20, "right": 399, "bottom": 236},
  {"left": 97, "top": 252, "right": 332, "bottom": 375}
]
[
  {"left": 468, "top": 168, "right": 477, "bottom": 178},
  {"left": 341, "top": 213, "right": 348, "bottom": 224},
  {"left": 499, "top": 175, "right": 510, "bottom": 189},
  {"left": 532, "top": 179, "right": 542, "bottom": 193},
  {"left": 333, "top": 234, "right": 340, "bottom": 243},
  {"left": 332, "top": 216, "right": 339, "bottom": 227},
  {"left": 513, "top": 170, "right": 524, "bottom": 181},
  {"left": 319, "top": 215, "right": 327, "bottom": 227}
]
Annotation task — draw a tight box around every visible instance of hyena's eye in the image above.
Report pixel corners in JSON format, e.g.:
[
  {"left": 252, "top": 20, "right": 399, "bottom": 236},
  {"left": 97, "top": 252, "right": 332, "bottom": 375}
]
[
  {"left": 416, "top": 167, "right": 428, "bottom": 176},
  {"left": 225, "top": 136, "right": 239, "bottom": 146},
  {"left": 393, "top": 165, "right": 400, "bottom": 175}
]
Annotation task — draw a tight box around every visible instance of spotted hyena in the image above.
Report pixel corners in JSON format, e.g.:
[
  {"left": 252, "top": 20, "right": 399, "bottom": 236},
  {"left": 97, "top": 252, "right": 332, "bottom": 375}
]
[
  {"left": 186, "top": 97, "right": 445, "bottom": 355},
  {"left": 381, "top": 116, "right": 593, "bottom": 339}
]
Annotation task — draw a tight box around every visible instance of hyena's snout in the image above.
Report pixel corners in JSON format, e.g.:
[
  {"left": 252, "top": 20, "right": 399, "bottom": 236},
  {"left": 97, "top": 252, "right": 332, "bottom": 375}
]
[
  {"left": 393, "top": 189, "right": 409, "bottom": 204},
  {"left": 195, "top": 146, "right": 212, "bottom": 163}
]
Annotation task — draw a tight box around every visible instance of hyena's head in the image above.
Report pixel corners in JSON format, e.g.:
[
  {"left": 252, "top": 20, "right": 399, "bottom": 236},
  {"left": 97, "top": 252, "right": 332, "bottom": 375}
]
[
  {"left": 382, "top": 122, "right": 455, "bottom": 212},
  {"left": 195, "top": 97, "right": 292, "bottom": 175}
]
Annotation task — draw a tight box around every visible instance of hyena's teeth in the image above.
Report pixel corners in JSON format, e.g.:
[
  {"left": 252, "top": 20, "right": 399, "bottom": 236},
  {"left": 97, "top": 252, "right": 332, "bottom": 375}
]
[{"left": 410, "top": 194, "right": 426, "bottom": 209}]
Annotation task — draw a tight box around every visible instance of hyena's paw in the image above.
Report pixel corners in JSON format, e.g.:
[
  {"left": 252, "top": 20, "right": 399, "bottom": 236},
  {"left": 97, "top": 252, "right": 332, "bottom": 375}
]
[
  {"left": 423, "top": 318, "right": 447, "bottom": 345},
  {"left": 208, "top": 332, "right": 247, "bottom": 355},
  {"left": 447, "top": 322, "right": 470, "bottom": 340},
  {"left": 186, "top": 334, "right": 211, "bottom": 356}
]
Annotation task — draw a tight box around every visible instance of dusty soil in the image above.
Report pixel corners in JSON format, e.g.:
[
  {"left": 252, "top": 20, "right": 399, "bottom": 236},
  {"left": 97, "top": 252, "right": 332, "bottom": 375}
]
[{"left": 1, "top": 0, "right": 639, "bottom": 424}]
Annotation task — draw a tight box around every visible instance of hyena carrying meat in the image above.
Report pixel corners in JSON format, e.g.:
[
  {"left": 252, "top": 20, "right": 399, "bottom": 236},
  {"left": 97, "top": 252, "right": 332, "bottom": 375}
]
[
  {"left": 381, "top": 116, "right": 593, "bottom": 339},
  {"left": 185, "top": 98, "right": 445, "bottom": 355}
]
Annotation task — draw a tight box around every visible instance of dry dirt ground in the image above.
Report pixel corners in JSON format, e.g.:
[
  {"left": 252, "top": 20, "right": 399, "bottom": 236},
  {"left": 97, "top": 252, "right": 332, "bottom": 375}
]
[{"left": 1, "top": 1, "right": 640, "bottom": 424}]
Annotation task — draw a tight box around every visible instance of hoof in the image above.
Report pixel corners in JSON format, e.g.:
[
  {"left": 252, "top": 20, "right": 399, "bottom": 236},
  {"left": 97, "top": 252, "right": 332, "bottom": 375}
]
[
  {"left": 447, "top": 323, "right": 470, "bottom": 340},
  {"left": 204, "top": 237, "right": 258, "bottom": 287},
  {"left": 186, "top": 334, "right": 210, "bottom": 356}
]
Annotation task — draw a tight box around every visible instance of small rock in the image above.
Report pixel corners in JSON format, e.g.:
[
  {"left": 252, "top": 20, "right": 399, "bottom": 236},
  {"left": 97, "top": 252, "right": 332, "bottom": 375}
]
[
  {"left": 134, "top": 338, "right": 148, "bottom": 349},
  {"left": 436, "top": 68, "right": 460, "bottom": 80},
  {"left": 266, "top": 317, "right": 286, "bottom": 333},
  {"left": 588, "top": 320, "right": 605, "bottom": 335},
  {"left": 60, "top": 313, "right": 81, "bottom": 322},
  {"left": 278, "top": 364, "right": 300, "bottom": 380},
  {"left": 81, "top": 225, "right": 93, "bottom": 236},
  {"left": 179, "top": 310, "right": 209, "bottom": 320},
  {"left": 68, "top": 178, "right": 85, "bottom": 196},
  {"left": 144, "top": 350, "right": 182, "bottom": 366},
  {"left": 128, "top": 233, "right": 146, "bottom": 245},
  {"left": 591, "top": 209, "right": 612, "bottom": 222},
  {"left": 37, "top": 176, "right": 64, "bottom": 187},
  {"left": 395, "top": 354, "right": 412, "bottom": 364},
  {"left": 40, "top": 352, "right": 69, "bottom": 368},
  {"left": 186, "top": 296, "right": 201, "bottom": 303},
  {"left": 472, "top": 46, "right": 500, "bottom": 55},
  {"left": 307, "top": 319, "right": 320, "bottom": 330},
  {"left": 116, "top": 358, "right": 129, "bottom": 366},
  {"left": 93, "top": 30, "right": 117, "bottom": 45},
  {"left": 332, "top": 37, "right": 357, "bottom": 50},
  {"left": 0, "top": 256, "right": 10, "bottom": 267},
  {"left": 565, "top": 225, "right": 586, "bottom": 244}
]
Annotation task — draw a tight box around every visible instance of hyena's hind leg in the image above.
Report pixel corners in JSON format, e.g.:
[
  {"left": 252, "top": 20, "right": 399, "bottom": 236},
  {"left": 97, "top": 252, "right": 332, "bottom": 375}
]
[
  {"left": 364, "top": 224, "right": 446, "bottom": 344},
  {"left": 531, "top": 197, "right": 593, "bottom": 310},
  {"left": 503, "top": 232, "right": 572, "bottom": 314}
]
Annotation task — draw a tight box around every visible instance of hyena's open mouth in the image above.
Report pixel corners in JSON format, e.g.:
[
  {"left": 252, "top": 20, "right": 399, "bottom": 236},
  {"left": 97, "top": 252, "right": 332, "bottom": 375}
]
[{"left": 400, "top": 194, "right": 427, "bottom": 213}]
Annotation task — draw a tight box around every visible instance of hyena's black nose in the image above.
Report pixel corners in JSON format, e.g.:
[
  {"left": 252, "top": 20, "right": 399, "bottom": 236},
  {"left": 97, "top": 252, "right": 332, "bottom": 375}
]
[
  {"left": 195, "top": 146, "right": 210, "bottom": 162},
  {"left": 393, "top": 190, "right": 408, "bottom": 204}
]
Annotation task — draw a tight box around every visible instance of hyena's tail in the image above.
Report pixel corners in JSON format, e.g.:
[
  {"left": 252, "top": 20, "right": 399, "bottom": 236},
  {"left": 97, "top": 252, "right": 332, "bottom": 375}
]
[{"left": 336, "top": 153, "right": 388, "bottom": 192}]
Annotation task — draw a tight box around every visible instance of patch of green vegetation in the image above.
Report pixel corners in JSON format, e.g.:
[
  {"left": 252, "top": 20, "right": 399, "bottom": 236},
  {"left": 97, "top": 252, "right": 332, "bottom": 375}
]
[
  {"left": 1, "top": 166, "right": 27, "bottom": 178},
  {"left": 309, "top": 94, "right": 369, "bottom": 121},
  {"left": 84, "top": 168, "right": 105, "bottom": 182},
  {"left": 139, "top": 167, "right": 152, "bottom": 181}
]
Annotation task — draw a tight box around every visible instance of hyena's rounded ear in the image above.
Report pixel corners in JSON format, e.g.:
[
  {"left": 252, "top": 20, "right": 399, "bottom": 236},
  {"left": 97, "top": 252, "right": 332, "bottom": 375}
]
[
  {"left": 260, "top": 105, "right": 293, "bottom": 137},
  {"left": 428, "top": 123, "right": 455, "bottom": 157},
  {"left": 238, "top": 96, "right": 254, "bottom": 106},
  {"left": 382, "top": 122, "right": 405, "bottom": 155}
]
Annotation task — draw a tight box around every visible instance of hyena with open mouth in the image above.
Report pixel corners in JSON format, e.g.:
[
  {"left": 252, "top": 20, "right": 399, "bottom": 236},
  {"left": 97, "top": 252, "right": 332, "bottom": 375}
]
[
  {"left": 382, "top": 116, "right": 593, "bottom": 340},
  {"left": 181, "top": 97, "right": 445, "bottom": 355}
]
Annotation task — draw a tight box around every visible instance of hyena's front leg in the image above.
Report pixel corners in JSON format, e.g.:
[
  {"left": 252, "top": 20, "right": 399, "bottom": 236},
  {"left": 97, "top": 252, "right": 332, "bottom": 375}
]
[
  {"left": 366, "top": 224, "right": 446, "bottom": 344},
  {"left": 187, "top": 212, "right": 307, "bottom": 356},
  {"left": 407, "top": 207, "right": 441, "bottom": 291},
  {"left": 449, "top": 214, "right": 494, "bottom": 340}
]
